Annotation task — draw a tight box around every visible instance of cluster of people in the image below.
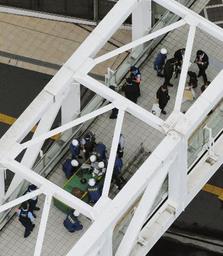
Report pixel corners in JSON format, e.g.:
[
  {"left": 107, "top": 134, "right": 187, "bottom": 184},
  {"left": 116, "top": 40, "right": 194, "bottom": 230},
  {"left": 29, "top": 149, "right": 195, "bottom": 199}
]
[
  {"left": 154, "top": 48, "right": 210, "bottom": 114},
  {"left": 62, "top": 132, "right": 125, "bottom": 233},
  {"left": 16, "top": 184, "right": 40, "bottom": 238},
  {"left": 109, "top": 66, "right": 141, "bottom": 119}
]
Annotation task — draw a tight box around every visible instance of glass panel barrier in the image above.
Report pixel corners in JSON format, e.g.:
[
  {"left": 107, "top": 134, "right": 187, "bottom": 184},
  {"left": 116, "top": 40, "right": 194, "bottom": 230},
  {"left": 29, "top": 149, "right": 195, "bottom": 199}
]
[{"left": 188, "top": 100, "right": 223, "bottom": 168}]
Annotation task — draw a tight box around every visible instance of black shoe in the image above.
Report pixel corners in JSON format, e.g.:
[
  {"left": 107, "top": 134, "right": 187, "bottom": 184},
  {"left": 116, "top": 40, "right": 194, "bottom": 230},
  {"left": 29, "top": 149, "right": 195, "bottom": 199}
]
[
  {"left": 24, "top": 232, "right": 31, "bottom": 238},
  {"left": 161, "top": 110, "right": 167, "bottom": 115},
  {"left": 109, "top": 115, "right": 117, "bottom": 119},
  {"left": 157, "top": 73, "right": 164, "bottom": 77},
  {"left": 168, "top": 84, "right": 173, "bottom": 87},
  {"left": 34, "top": 207, "right": 40, "bottom": 211}
]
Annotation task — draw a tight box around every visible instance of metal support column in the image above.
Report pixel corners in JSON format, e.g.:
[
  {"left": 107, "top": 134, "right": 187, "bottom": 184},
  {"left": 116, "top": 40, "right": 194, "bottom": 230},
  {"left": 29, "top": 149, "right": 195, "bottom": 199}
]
[
  {"left": 61, "top": 82, "right": 80, "bottom": 139},
  {"left": 132, "top": 0, "right": 151, "bottom": 57}
]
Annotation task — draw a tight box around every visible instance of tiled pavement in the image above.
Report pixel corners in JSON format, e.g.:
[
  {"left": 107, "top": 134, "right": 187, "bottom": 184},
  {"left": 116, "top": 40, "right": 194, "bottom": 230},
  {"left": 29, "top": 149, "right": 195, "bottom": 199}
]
[{"left": 1, "top": 0, "right": 223, "bottom": 255}]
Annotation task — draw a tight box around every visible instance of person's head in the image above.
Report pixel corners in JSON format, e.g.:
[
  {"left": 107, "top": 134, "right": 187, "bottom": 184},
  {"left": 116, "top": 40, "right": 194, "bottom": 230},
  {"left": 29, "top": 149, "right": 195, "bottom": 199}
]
[
  {"left": 181, "top": 48, "right": 185, "bottom": 54},
  {"left": 160, "top": 48, "right": 167, "bottom": 55},
  {"left": 90, "top": 155, "right": 97, "bottom": 163},
  {"left": 28, "top": 184, "right": 37, "bottom": 192},
  {"left": 88, "top": 178, "right": 96, "bottom": 187},
  {"left": 21, "top": 202, "right": 28, "bottom": 210},
  {"left": 126, "top": 78, "right": 132, "bottom": 85},
  {"left": 161, "top": 84, "right": 168, "bottom": 90},
  {"left": 196, "top": 50, "right": 203, "bottom": 56},
  {"left": 72, "top": 139, "right": 79, "bottom": 147},
  {"left": 73, "top": 210, "right": 80, "bottom": 217},
  {"left": 71, "top": 159, "right": 79, "bottom": 167},
  {"left": 98, "top": 161, "right": 105, "bottom": 169}
]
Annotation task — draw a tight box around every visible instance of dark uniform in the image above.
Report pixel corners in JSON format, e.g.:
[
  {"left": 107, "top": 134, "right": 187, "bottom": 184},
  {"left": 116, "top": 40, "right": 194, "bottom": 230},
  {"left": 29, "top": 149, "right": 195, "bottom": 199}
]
[
  {"left": 156, "top": 85, "right": 170, "bottom": 115},
  {"left": 25, "top": 184, "right": 40, "bottom": 218},
  {"left": 88, "top": 184, "right": 101, "bottom": 203},
  {"left": 154, "top": 52, "right": 167, "bottom": 77},
  {"left": 194, "top": 50, "right": 209, "bottom": 83},
  {"left": 174, "top": 48, "right": 185, "bottom": 78},
  {"left": 63, "top": 211, "right": 83, "bottom": 233},
  {"left": 163, "top": 58, "right": 176, "bottom": 87},
  {"left": 95, "top": 143, "right": 107, "bottom": 161},
  {"left": 124, "top": 78, "right": 140, "bottom": 103},
  {"left": 62, "top": 159, "right": 77, "bottom": 179},
  {"left": 69, "top": 141, "right": 80, "bottom": 159},
  {"left": 17, "top": 202, "right": 35, "bottom": 238},
  {"left": 129, "top": 66, "right": 141, "bottom": 97}
]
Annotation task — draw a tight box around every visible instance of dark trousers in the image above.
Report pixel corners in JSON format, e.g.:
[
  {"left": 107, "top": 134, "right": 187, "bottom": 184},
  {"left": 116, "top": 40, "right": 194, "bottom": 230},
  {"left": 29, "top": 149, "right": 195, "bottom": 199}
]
[
  {"left": 197, "top": 64, "right": 208, "bottom": 83},
  {"left": 20, "top": 219, "right": 34, "bottom": 237},
  {"left": 29, "top": 199, "right": 38, "bottom": 214},
  {"left": 164, "top": 75, "right": 172, "bottom": 86},
  {"left": 159, "top": 102, "right": 167, "bottom": 111}
]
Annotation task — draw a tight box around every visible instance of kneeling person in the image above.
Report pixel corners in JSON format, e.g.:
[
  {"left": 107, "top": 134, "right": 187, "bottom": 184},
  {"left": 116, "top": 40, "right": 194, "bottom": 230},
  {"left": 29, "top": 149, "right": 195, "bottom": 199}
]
[{"left": 64, "top": 210, "right": 83, "bottom": 233}]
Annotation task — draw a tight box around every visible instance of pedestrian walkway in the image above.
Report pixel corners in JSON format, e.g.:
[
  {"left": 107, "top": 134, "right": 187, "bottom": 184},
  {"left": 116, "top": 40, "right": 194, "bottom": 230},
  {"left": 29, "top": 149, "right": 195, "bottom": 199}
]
[{"left": 1, "top": 0, "right": 223, "bottom": 255}]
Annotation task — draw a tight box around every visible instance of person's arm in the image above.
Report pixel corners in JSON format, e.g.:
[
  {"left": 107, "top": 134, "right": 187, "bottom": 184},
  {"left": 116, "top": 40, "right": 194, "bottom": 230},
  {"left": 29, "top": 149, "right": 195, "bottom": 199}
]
[{"left": 28, "top": 212, "right": 35, "bottom": 222}]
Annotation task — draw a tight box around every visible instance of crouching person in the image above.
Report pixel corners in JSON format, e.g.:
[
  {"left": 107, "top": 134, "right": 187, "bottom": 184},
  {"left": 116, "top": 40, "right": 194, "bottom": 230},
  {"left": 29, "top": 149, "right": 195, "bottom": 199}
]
[{"left": 64, "top": 210, "right": 83, "bottom": 233}]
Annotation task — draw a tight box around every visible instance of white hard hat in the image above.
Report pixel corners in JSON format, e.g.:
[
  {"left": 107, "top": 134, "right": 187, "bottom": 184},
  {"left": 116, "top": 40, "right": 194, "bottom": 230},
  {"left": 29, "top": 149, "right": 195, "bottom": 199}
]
[
  {"left": 71, "top": 159, "right": 79, "bottom": 167},
  {"left": 98, "top": 161, "right": 105, "bottom": 169},
  {"left": 160, "top": 48, "right": 167, "bottom": 55},
  {"left": 90, "top": 155, "right": 97, "bottom": 163},
  {"left": 72, "top": 139, "right": 79, "bottom": 146},
  {"left": 73, "top": 210, "right": 80, "bottom": 217},
  {"left": 88, "top": 178, "right": 96, "bottom": 186}
]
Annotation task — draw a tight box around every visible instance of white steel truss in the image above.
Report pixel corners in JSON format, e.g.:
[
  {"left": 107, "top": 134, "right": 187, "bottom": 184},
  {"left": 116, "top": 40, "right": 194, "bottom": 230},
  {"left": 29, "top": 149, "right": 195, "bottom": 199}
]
[{"left": 0, "top": 0, "right": 223, "bottom": 256}]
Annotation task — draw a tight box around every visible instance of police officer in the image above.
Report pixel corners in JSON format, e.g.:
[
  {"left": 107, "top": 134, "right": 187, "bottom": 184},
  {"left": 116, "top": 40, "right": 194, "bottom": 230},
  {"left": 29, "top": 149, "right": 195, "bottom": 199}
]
[
  {"left": 129, "top": 66, "right": 141, "bottom": 97},
  {"left": 95, "top": 143, "right": 107, "bottom": 161},
  {"left": 87, "top": 178, "right": 101, "bottom": 204},
  {"left": 62, "top": 159, "right": 79, "bottom": 179},
  {"left": 25, "top": 184, "right": 40, "bottom": 218},
  {"left": 16, "top": 202, "right": 35, "bottom": 238},
  {"left": 113, "top": 157, "right": 123, "bottom": 180},
  {"left": 194, "top": 50, "right": 209, "bottom": 83},
  {"left": 63, "top": 210, "right": 83, "bottom": 233},
  {"left": 156, "top": 84, "right": 170, "bottom": 115},
  {"left": 163, "top": 58, "right": 176, "bottom": 87},
  {"left": 154, "top": 48, "right": 167, "bottom": 77},
  {"left": 123, "top": 78, "right": 139, "bottom": 103},
  {"left": 69, "top": 139, "right": 80, "bottom": 159}
]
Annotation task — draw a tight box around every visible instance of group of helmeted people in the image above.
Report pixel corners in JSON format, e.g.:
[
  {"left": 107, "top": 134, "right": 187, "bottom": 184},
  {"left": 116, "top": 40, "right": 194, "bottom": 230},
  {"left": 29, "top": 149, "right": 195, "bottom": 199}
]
[
  {"left": 63, "top": 132, "right": 125, "bottom": 233},
  {"left": 16, "top": 184, "right": 40, "bottom": 238},
  {"left": 154, "top": 48, "right": 210, "bottom": 114}
]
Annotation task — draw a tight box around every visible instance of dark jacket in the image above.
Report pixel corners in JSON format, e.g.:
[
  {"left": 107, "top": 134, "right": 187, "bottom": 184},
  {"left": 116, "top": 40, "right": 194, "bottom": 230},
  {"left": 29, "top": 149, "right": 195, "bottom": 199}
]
[
  {"left": 156, "top": 86, "right": 170, "bottom": 108},
  {"left": 154, "top": 52, "right": 166, "bottom": 69},
  {"left": 63, "top": 212, "right": 83, "bottom": 232},
  {"left": 164, "top": 58, "right": 175, "bottom": 78}
]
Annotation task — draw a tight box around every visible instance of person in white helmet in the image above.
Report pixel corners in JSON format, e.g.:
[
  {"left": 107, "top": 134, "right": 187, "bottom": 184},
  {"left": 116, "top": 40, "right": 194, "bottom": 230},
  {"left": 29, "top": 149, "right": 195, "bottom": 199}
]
[
  {"left": 87, "top": 178, "right": 101, "bottom": 203},
  {"left": 63, "top": 209, "right": 83, "bottom": 232},
  {"left": 153, "top": 48, "right": 167, "bottom": 77},
  {"left": 62, "top": 158, "right": 80, "bottom": 179},
  {"left": 92, "top": 161, "right": 106, "bottom": 178},
  {"left": 69, "top": 139, "right": 80, "bottom": 159}
]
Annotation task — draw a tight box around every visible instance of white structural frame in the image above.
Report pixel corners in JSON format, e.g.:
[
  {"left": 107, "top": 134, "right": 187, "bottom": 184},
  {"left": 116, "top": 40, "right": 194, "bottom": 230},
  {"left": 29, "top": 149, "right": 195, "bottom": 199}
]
[{"left": 0, "top": 0, "right": 223, "bottom": 255}]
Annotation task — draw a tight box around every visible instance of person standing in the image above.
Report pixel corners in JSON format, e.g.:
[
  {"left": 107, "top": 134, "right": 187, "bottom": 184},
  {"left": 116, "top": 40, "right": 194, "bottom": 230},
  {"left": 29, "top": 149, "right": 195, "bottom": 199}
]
[
  {"left": 63, "top": 210, "right": 83, "bottom": 233},
  {"left": 69, "top": 139, "right": 80, "bottom": 159},
  {"left": 62, "top": 159, "right": 79, "bottom": 179},
  {"left": 24, "top": 184, "right": 40, "bottom": 218},
  {"left": 153, "top": 48, "right": 167, "bottom": 77},
  {"left": 156, "top": 84, "right": 170, "bottom": 115},
  {"left": 163, "top": 58, "right": 176, "bottom": 87},
  {"left": 87, "top": 178, "right": 101, "bottom": 204},
  {"left": 194, "top": 50, "right": 209, "bottom": 83},
  {"left": 124, "top": 78, "right": 139, "bottom": 103},
  {"left": 174, "top": 48, "right": 185, "bottom": 78},
  {"left": 129, "top": 66, "right": 141, "bottom": 97},
  {"left": 117, "top": 134, "right": 125, "bottom": 158},
  {"left": 16, "top": 202, "right": 35, "bottom": 238}
]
